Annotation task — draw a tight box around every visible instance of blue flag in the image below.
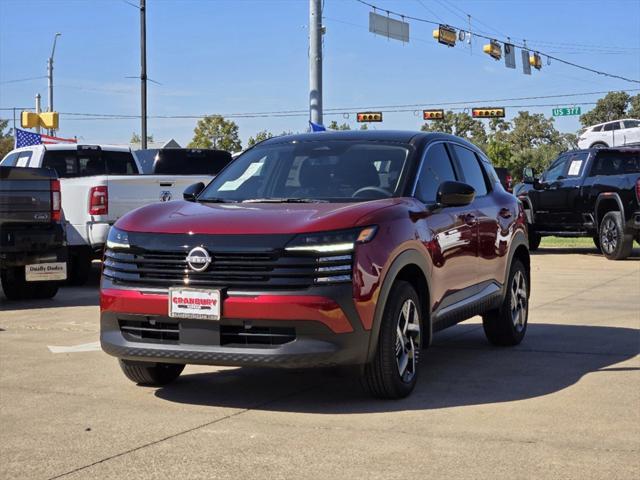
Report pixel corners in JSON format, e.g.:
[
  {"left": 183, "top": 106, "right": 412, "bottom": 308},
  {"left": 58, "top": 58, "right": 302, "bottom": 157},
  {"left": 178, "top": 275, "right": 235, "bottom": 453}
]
[
  {"left": 15, "top": 128, "right": 42, "bottom": 148},
  {"left": 309, "top": 121, "right": 326, "bottom": 132}
]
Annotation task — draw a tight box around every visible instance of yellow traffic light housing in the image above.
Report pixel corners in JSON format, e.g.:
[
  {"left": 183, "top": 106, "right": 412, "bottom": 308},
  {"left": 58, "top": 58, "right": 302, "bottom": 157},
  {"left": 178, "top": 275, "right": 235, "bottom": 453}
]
[
  {"left": 529, "top": 52, "right": 542, "bottom": 70},
  {"left": 433, "top": 25, "right": 457, "bottom": 47},
  {"left": 357, "top": 112, "right": 383, "bottom": 122},
  {"left": 472, "top": 107, "right": 505, "bottom": 118},
  {"left": 21, "top": 112, "right": 40, "bottom": 129},
  {"left": 39, "top": 112, "right": 59, "bottom": 130},
  {"left": 423, "top": 109, "right": 445, "bottom": 120},
  {"left": 483, "top": 40, "right": 502, "bottom": 60}
]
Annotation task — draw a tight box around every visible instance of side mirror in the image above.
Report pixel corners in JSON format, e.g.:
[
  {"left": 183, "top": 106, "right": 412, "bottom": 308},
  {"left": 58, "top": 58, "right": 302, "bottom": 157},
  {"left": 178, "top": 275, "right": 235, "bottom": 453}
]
[
  {"left": 436, "top": 181, "right": 475, "bottom": 207},
  {"left": 522, "top": 167, "right": 535, "bottom": 184},
  {"left": 183, "top": 182, "right": 205, "bottom": 202}
]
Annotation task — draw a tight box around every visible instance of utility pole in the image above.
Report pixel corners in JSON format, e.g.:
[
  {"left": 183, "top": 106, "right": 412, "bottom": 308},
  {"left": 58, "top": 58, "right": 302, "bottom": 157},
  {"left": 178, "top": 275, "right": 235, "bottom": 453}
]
[
  {"left": 140, "top": 0, "right": 148, "bottom": 149},
  {"left": 47, "top": 33, "right": 61, "bottom": 135},
  {"left": 309, "top": 0, "right": 323, "bottom": 126},
  {"left": 35, "top": 94, "right": 42, "bottom": 135}
]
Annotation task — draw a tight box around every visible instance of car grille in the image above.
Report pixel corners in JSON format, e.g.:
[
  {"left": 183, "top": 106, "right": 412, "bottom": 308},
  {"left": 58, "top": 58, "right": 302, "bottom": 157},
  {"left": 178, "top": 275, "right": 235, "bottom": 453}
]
[
  {"left": 220, "top": 325, "right": 296, "bottom": 347},
  {"left": 119, "top": 319, "right": 179, "bottom": 344},
  {"left": 103, "top": 248, "right": 352, "bottom": 291}
]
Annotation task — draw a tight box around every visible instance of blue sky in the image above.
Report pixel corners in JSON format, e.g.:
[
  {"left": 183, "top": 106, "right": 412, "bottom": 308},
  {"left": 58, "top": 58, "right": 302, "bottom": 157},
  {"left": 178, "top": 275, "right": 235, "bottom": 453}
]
[{"left": 1, "top": 0, "right": 639, "bottom": 147}]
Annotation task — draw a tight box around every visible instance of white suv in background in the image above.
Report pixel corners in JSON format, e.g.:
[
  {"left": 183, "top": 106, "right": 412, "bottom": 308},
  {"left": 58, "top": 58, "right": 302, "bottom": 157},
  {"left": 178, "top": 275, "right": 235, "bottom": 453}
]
[{"left": 577, "top": 119, "right": 640, "bottom": 149}]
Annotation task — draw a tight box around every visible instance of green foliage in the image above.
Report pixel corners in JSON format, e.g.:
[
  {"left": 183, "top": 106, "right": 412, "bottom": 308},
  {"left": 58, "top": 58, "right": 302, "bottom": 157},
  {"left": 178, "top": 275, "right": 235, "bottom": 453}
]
[
  {"left": 508, "top": 111, "right": 562, "bottom": 151},
  {"left": 247, "top": 130, "right": 274, "bottom": 148},
  {"left": 421, "top": 111, "right": 487, "bottom": 147},
  {"left": 328, "top": 120, "right": 351, "bottom": 130},
  {"left": 509, "top": 144, "right": 564, "bottom": 181},
  {"left": 130, "top": 132, "right": 154, "bottom": 144},
  {"left": 188, "top": 115, "right": 242, "bottom": 152},
  {"left": 485, "top": 140, "right": 512, "bottom": 168},
  {"left": 359, "top": 123, "right": 368, "bottom": 130},
  {"left": 579, "top": 91, "right": 633, "bottom": 127},
  {"left": 0, "top": 119, "right": 14, "bottom": 160}
]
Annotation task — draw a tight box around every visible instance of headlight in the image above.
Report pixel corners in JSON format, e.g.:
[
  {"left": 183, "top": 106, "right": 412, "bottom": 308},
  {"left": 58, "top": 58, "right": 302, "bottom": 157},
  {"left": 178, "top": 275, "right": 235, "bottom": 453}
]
[
  {"left": 106, "top": 226, "right": 130, "bottom": 250},
  {"left": 284, "top": 226, "right": 377, "bottom": 253}
]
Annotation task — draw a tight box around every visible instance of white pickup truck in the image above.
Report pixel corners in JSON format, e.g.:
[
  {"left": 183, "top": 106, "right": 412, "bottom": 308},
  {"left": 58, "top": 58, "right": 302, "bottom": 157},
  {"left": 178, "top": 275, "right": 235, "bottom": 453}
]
[{"left": 1, "top": 144, "right": 215, "bottom": 283}]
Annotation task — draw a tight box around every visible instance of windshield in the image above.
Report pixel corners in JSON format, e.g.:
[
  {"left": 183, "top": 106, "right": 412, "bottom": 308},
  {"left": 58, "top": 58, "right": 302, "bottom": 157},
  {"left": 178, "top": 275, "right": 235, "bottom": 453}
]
[{"left": 198, "top": 140, "right": 411, "bottom": 203}]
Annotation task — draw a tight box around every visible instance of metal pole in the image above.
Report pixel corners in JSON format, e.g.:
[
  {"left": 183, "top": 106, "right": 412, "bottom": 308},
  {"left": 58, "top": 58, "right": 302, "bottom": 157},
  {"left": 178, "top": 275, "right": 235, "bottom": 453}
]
[
  {"left": 48, "top": 33, "right": 61, "bottom": 136},
  {"left": 140, "top": 0, "right": 148, "bottom": 149},
  {"left": 35, "top": 94, "right": 41, "bottom": 135},
  {"left": 309, "top": 0, "right": 323, "bottom": 125}
]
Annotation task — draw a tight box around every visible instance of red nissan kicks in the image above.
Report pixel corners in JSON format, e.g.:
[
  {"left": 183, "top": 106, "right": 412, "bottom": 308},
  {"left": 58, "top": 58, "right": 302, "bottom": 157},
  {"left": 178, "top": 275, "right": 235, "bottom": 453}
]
[{"left": 100, "top": 131, "right": 530, "bottom": 398}]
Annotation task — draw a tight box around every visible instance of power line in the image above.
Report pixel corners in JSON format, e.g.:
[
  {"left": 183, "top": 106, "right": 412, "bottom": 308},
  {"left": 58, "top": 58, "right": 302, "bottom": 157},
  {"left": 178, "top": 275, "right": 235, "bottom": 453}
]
[
  {"left": 354, "top": 0, "right": 640, "bottom": 84},
  {"left": 0, "top": 76, "right": 47, "bottom": 85}
]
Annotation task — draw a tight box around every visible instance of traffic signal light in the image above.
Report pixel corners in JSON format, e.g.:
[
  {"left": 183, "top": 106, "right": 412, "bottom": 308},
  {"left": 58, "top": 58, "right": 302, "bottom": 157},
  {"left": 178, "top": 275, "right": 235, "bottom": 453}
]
[
  {"left": 39, "top": 112, "right": 59, "bottom": 129},
  {"left": 423, "top": 109, "right": 444, "bottom": 120},
  {"left": 529, "top": 52, "right": 542, "bottom": 70},
  {"left": 483, "top": 40, "right": 502, "bottom": 60},
  {"left": 432, "top": 25, "right": 456, "bottom": 47},
  {"left": 357, "top": 112, "right": 383, "bottom": 122},
  {"left": 20, "top": 111, "right": 59, "bottom": 129},
  {"left": 21, "top": 112, "right": 39, "bottom": 129},
  {"left": 472, "top": 107, "right": 505, "bottom": 118}
]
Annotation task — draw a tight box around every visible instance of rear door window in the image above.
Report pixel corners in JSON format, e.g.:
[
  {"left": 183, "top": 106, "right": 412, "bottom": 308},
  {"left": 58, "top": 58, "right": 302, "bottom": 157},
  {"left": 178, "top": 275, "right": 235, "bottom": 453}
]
[
  {"left": 451, "top": 144, "right": 488, "bottom": 196},
  {"left": 603, "top": 122, "right": 621, "bottom": 132},
  {"left": 414, "top": 143, "right": 457, "bottom": 203},
  {"left": 590, "top": 151, "right": 640, "bottom": 176},
  {"left": 565, "top": 152, "right": 589, "bottom": 177},
  {"left": 43, "top": 149, "right": 136, "bottom": 177}
]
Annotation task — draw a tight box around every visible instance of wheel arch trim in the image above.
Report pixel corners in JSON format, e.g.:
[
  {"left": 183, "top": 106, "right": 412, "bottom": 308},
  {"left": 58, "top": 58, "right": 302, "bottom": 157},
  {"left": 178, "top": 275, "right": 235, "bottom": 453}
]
[{"left": 595, "top": 192, "right": 625, "bottom": 227}]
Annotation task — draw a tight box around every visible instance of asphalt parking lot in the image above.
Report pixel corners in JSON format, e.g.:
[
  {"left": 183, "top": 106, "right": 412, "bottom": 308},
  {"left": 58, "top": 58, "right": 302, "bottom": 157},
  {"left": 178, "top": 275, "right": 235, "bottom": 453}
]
[{"left": 1, "top": 247, "right": 639, "bottom": 480}]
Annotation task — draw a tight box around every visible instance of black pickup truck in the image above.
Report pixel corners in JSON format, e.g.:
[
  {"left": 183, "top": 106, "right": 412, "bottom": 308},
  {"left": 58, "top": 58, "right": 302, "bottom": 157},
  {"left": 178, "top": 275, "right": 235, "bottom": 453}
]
[
  {"left": 518, "top": 147, "right": 640, "bottom": 260},
  {"left": 0, "top": 166, "right": 67, "bottom": 299}
]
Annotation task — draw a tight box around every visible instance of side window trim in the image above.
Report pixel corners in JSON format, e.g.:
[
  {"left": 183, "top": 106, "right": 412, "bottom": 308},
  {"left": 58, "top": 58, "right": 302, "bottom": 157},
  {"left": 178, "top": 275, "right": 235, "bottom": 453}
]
[
  {"left": 410, "top": 140, "right": 458, "bottom": 199},
  {"left": 448, "top": 142, "right": 491, "bottom": 197}
]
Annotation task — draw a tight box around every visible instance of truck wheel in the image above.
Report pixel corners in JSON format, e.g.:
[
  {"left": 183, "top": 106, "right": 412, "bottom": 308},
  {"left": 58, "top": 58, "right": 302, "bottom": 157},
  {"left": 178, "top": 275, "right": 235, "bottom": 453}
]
[
  {"left": 363, "top": 281, "right": 422, "bottom": 399},
  {"left": 118, "top": 359, "right": 185, "bottom": 386},
  {"left": 482, "top": 259, "right": 529, "bottom": 346},
  {"left": 599, "top": 211, "right": 633, "bottom": 260},
  {"left": 592, "top": 235, "right": 602, "bottom": 252},
  {"left": 0, "top": 268, "right": 31, "bottom": 300},
  {"left": 528, "top": 229, "right": 541, "bottom": 251},
  {"left": 31, "top": 282, "right": 59, "bottom": 299},
  {"left": 68, "top": 249, "right": 92, "bottom": 285}
]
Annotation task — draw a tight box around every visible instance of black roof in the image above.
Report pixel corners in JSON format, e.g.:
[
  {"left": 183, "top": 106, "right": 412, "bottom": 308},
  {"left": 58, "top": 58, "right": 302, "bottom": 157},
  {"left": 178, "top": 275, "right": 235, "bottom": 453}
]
[{"left": 260, "top": 130, "right": 428, "bottom": 145}]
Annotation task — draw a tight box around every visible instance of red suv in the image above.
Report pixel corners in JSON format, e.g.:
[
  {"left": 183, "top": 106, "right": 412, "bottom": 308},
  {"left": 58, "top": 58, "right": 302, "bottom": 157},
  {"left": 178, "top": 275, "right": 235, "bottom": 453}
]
[{"left": 101, "top": 131, "right": 530, "bottom": 398}]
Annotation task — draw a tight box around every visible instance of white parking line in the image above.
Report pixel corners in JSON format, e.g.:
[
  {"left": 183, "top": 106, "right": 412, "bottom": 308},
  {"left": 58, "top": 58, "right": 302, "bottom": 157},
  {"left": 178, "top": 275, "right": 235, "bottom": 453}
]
[{"left": 47, "top": 341, "right": 101, "bottom": 354}]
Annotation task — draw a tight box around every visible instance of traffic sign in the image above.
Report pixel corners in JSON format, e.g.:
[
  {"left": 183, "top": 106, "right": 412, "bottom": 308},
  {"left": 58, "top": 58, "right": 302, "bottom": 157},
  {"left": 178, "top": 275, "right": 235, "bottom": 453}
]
[{"left": 552, "top": 107, "right": 581, "bottom": 117}]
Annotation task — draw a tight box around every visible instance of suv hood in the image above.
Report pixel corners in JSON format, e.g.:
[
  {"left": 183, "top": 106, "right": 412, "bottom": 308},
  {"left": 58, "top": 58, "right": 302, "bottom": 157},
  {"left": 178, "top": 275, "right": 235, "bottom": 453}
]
[{"left": 116, "top": 198, "right": 407, "bottom": 235}]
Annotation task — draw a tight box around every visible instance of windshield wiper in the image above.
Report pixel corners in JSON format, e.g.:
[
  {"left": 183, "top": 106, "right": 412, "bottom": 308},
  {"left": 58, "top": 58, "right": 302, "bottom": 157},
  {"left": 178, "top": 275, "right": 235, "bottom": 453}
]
[
  {"left": 197, "top": 198, "right": 238, "bottom": 203},
  {"left": 241, "top": 198, "right": 329, "bottom": 203}
]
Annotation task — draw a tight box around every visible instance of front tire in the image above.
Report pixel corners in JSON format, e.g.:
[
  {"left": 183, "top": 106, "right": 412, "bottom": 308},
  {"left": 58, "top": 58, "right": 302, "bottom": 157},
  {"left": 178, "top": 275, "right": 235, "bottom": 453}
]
[
  {"left": 119, "top": 359, "right": 185, "bottom": 386},
  {"left": 482, "top": 260, "right": 529, "bottom": 346},
  {"left": 363, "top": 281, "right": 422, "bottom": 399},
  {"left": 599, "top": 211, "right": 633, "bottom": 260}
]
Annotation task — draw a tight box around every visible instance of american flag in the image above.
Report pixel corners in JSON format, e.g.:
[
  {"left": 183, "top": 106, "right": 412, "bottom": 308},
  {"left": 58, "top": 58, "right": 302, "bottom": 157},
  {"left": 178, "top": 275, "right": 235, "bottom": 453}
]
[{"left": 15, "top": 128, "right": 77, "bottom": 148}]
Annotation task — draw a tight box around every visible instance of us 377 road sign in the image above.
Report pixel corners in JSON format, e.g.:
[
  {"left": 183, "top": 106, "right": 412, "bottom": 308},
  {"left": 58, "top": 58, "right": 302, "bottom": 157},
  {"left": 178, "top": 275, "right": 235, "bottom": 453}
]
[{"left": 552, "top": 106, "right": 581, "bottom": 116}]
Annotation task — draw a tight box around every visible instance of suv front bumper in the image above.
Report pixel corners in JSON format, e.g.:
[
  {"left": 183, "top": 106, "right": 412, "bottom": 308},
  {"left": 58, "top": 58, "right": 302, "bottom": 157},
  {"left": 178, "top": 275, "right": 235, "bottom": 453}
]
[{"left": 100, "top": 282, "right": 371, "bottom": 369}]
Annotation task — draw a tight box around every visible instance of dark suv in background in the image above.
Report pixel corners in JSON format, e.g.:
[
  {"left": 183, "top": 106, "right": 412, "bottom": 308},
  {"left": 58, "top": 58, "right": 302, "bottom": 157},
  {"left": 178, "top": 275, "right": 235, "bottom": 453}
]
[
  {"left": 518, "top": 147, "right": 640, "bottom": 259},
  {"left": 100, "top": 131, "right": 530, "bottom": 399}
]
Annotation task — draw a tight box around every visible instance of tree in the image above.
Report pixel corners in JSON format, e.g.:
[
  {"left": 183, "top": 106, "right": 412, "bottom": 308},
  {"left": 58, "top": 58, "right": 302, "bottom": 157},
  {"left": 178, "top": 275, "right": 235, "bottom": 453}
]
[
  {"left": 0, "top": 119, "right": 14, "bottom": 160},
  {"left": 247, "top": 130, "right": 274, "bottom": 148},
  {"left": 328, "top": 120, "right": 351, "bottom": 130},
  {"left": 188, "top": 115, "right": 242, "bottom": 152},
  {"left": 628, "top": 94, "right": 640, "bottom": 119},
  {"left": 359, "top": 123, "right": 368, "bottom": 130},
  {"left": 130, "top": 132, "right": 154, "bottom": 144},
  {"left": 507, "top": 111, "right": 562, "bottom": 151},
  {"left": 579, "top": 91, "right": 630, "bottom": 127},
  {"left": 421, "top": 111, "right": 487, "bottom": 147},
  {"left": 485, "top": 140, "right": 512, "bottom": 169}
]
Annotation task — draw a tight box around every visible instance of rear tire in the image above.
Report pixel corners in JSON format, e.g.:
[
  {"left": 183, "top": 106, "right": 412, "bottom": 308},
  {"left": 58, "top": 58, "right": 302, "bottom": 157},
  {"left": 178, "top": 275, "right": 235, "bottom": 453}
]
[
  {"left": 363, "top": 281, "right": 422, "bottom": 399},
  {"left": 599, "top": 211, "right": 633, "bottom": 260},
  {"left": 528, "top": 229, "right": 541, "bottom": 251},
  {"left": 119, "top": 359, "right": 185, "bottom": 386},
  {"left": 590, "top": 142, "right": 608, "bottom": 149},
  {"left": 1, "top": 267, "right": 30, "bottom": 300},
  {"left": 482, "top": 260, "right": 529, "bottom": 346}
]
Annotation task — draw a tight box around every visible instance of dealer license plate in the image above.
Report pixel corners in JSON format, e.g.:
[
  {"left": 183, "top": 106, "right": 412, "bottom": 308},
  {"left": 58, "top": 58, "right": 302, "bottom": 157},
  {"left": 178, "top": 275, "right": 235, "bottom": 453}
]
[
  {"left": 25, "top": 262, "right": 67, "bottom": 282},
  {"left": 168, "top": 287, "right": 221, "bottom": 320}
]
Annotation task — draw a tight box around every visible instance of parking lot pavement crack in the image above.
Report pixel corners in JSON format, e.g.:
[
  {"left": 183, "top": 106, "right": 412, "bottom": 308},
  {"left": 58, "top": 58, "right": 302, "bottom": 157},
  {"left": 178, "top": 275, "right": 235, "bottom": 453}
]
[{"left": 45, "top": 382, "right": 323, "bottom": 480}]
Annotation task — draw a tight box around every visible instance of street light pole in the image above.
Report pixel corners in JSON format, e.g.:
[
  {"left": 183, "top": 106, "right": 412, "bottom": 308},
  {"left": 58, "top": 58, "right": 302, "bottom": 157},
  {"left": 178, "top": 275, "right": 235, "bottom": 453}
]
[
  {"left": 309, "top": 0, "right": 323, "bottom": 126},
  {"left": 47, "top": 33, "right": 61, "bottom": 135},
  {"left": 140, "top": 0, "right": 148, "bottom": 149}
]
